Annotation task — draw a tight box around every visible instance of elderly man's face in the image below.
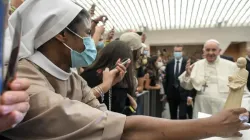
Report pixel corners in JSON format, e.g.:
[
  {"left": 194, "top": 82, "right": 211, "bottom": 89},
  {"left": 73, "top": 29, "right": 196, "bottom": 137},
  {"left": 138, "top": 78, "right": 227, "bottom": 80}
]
[{"left": 203, "top": 42, "right": 220, "bottom": 63}]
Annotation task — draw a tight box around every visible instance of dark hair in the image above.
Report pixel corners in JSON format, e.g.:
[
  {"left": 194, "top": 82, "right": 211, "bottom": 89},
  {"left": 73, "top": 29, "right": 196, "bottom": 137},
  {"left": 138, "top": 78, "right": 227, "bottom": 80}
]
[
  {"left": 145, "top": 55, "right": 160, "bottom": 83},
  {"left": 62, "top": 9, "right": 90, "bottom": 35},
  {"left": 133, "top": 47, "right": 142, "bottom": 63},
  {"left": 175, "top": 44, "right": 184, "bottom": 48},
  {"left": 136, "top": 32, "right": 143, "bottom": 36},
  {"left": 86, "top": 41, "right": 135, "bottom": 96}
]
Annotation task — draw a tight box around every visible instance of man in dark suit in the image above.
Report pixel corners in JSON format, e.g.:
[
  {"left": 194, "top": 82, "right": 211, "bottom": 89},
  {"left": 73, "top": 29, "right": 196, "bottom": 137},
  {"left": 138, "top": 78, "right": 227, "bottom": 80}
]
[
  {"left": 246, "top": 47, "right": 250, "bottom": 91},
  {"left": 220, "top": 55, "right": 234, "bottom": 62},
  {"left": 165, "top": 45, "right": 193, "bottom": 119}
]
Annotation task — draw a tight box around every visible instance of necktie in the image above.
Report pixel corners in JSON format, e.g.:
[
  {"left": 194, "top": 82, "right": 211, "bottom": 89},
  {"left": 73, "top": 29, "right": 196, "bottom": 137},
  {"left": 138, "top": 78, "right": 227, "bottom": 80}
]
[
  {"left": 174, "top": 61, "right": 180, "bottom": 88},
  {"left": 176, "top": 60, "right": 180, "bottom": 76}
]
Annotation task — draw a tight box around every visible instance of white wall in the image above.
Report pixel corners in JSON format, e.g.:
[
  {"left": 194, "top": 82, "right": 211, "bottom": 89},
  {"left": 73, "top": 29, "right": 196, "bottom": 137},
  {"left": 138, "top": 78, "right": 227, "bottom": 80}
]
[{"left": 115, "top": 27, "right": 250, "bottom": 53}]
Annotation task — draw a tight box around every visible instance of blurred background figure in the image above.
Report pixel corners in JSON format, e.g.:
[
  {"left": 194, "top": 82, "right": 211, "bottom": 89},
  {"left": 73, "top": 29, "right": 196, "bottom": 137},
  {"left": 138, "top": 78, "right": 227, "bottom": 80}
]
[
  {"left": 144, "top": 55, "right": 163, "bottom": 117},
  {"left": 9, "top": 0, "right": 24, "bottom": 15},
  {"left": 119, "top": 32, "right": 144, "bottom": 93},
  {"left": 179, "top": 40, "right": 250, "bottom": 119},
  {"left": 246, "top": 47, "right": 250, "bottom": 91},
  {"left": 82, "top": 41, "right": 137, "bottom": 115},
  {"left": 165, "top": 45, "right": 193, "bottom": 119},
  {"left": 144, "top": 56, "right": 162, "bottom": 91},
  {"left": 219, "top": 49, "right": 234, "bottom": 62},
  {"left": 104, "top": 27, "right": 115, "bottom": 46}
]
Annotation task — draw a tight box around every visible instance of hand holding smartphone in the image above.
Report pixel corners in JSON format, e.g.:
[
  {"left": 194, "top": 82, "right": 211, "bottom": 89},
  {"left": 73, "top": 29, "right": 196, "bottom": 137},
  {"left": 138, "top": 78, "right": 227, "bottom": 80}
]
[
  {"left": 90, "top": 4, "right": 96, "bottom": 17},
  {"left": 0, "top": 0, "right": 9, "bottom": 94},
  {"left": 111, "top": 58, "right": 130, "bottom": 70},
  {"left": 1, "top": 10, "right": 22, "bottom": 94}
]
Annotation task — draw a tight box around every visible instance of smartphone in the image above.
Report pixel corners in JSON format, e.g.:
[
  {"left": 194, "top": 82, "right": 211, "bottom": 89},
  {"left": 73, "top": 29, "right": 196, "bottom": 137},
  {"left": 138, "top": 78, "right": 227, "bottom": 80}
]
[
  {"left": 111, "top": 58, "right": 130, "bottom": 70},
  {"left": 103, "top": 17, "right": 108, "bottom": 25},
  {"left": 0, "top": 0, "right": 9, "bottom": 94},
  {"left": 121, "top": 58, "right": 130, "bottom": 66},
  {"left": 91, "top": 4, "right": 96, "bottom": 10},
  {"left": 90, "top": 4, "right": 96, "bottom": 17},
  {"left": 3, "top": 12, "right": 22, "bottom": 92},
  {"left": 98, "top": 17, "right": 108, "bottom": 26}
]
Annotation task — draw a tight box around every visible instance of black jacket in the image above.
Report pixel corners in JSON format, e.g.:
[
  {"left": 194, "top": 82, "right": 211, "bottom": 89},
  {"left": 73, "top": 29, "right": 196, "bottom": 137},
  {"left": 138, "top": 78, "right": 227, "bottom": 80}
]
[
  {"left": 165, "top": 58, "right": 194, "bottom": 100},
  {"left": 246, "top": 58, "right": 250, "bottom": 91},
  {"left": 220, "top": 55, "right": 234, "bottom": 62},
  {"left": 249, "top": 111, "right": 250, "bottom": 123}
]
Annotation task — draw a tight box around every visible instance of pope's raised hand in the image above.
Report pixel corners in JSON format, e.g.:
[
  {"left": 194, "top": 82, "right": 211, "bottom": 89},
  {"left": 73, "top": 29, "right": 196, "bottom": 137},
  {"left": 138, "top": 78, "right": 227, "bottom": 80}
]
[{"left": 185, "top": 59, "right": 194, "bottom": 77}]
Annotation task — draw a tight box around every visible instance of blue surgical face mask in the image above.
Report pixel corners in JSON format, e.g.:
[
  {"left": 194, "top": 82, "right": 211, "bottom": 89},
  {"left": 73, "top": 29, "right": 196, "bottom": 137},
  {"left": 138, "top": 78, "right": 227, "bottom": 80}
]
[
  {"left": 97, "top": 41, "right": 104, "bottom": 49},
  {"left": 174, "top": 52, "right": 182, "bottom": 59},
  {"left": 143, "top": 50, "right": 148, "bottom": 55},
  {"left": 63, "top": 28, "right": 97, "bottom": 68}
]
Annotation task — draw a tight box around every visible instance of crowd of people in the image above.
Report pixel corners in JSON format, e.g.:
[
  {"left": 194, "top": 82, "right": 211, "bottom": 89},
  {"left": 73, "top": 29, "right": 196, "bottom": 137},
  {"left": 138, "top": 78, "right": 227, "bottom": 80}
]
[{"left": 1, "top": 0, "right": 250, "bottom": 139}]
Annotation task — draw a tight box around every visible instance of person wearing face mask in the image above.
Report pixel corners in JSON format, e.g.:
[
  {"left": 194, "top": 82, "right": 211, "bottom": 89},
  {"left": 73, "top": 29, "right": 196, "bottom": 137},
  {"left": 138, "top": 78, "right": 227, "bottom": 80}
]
[
  {"left": 179, "top": 40, "right": 250, "bottom": 119},
  {"left": 141, "top": 44, "right": 150, "bottom": 65},
  {"left": 3, "top": 1, "right": 250, "bottom": 139},
  {"left": 144, "top": 56, "right": 163, "bottom": 117},
  {"left": 165, "top": 45, "right": 193, "bottom": 120},
  {"left": 2, "top": 0, "right": 127, "bottom": 139},
  {"left": 144, "top": 56, "right": 162, "bottom": 90}
]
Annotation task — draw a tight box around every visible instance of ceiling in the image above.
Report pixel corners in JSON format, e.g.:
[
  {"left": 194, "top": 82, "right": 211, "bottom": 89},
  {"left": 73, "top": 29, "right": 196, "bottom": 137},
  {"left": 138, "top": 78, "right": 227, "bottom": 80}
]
[{"left": 74, "top": 0, "right": 250, "bottom": 32}]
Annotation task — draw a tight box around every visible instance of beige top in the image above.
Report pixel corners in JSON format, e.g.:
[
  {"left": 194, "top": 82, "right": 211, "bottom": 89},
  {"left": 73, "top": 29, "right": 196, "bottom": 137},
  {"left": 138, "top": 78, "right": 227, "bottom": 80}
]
[{"left": 2, "top": 59, "right": 126, "bottom": 140}]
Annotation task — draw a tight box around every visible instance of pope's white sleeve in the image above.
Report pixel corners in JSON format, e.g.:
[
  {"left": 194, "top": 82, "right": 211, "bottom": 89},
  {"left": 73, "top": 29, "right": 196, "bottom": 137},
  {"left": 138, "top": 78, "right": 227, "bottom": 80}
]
[{"left": 179, "top": 71, "right": 194, "bottom": 90}]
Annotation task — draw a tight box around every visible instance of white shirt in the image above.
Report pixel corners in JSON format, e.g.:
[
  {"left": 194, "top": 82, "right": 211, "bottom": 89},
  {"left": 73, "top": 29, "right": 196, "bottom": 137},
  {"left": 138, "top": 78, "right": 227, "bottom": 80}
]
[{"left": 174, "top": 57, "right": 183, "bottom": 74}]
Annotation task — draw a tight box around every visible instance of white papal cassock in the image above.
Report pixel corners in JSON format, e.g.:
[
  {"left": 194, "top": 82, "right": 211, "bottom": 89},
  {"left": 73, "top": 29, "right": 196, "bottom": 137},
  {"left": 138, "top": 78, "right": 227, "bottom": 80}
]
[{"left": 179, "top": 57, "right": 250, "bottom": 118}]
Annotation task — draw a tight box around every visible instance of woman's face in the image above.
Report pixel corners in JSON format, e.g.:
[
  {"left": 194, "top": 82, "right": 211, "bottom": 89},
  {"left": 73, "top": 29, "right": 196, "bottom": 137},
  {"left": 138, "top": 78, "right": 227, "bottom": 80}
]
[
  {"left": 156, "top": 57, "right": 162, "bottom": 63},
  {"left": 64, "top": 18, "right": 91, "bottom": 53},
  {"left": 155, "top": 57, "right": 163, "bottom": 68}
]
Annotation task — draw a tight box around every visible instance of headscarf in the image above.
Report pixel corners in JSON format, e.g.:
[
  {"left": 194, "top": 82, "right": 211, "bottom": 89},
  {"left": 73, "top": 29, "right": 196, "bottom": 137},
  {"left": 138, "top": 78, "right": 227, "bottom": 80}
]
[{"left": 7, "top": 0, "right": 82, "bottom": 62}]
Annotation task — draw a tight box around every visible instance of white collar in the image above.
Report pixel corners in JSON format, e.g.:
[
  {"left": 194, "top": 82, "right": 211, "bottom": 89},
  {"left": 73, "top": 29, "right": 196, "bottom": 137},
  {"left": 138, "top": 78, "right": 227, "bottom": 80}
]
[
  {"left": 28, "top": 51, "right": 72, "bottom": 80},
  {"left": 205, "top": 56, "right": 220, "bottom": 65},
  {"left": 175, "top": 57, "right": 183, "bottom": 62}
]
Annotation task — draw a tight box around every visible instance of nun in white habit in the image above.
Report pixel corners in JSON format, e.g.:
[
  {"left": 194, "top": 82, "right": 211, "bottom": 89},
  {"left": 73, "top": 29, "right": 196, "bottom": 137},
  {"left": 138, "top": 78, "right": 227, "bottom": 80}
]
[
  {"left": 2, "top": 0, "right": 128, "bottom": 139},
  {"left": 2, "top": 0, "right": 250, "bottom": 139}
]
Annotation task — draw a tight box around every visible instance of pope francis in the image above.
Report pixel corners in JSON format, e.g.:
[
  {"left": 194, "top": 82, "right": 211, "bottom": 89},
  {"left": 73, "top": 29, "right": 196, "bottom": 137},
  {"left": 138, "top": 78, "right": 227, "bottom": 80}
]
[{"left": 179, "top": 39, "right": 250, "bottom": 118}]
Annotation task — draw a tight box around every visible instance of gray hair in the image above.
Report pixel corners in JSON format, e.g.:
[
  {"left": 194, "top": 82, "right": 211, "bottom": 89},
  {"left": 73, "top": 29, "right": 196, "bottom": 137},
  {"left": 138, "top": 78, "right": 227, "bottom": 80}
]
[{"left": 204, "top": 39, "right": 220, "bottom": 48}]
